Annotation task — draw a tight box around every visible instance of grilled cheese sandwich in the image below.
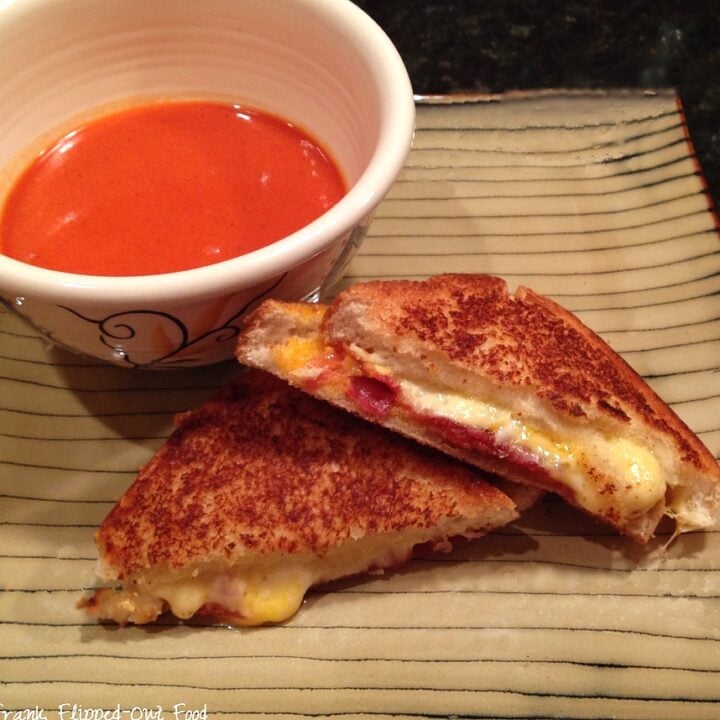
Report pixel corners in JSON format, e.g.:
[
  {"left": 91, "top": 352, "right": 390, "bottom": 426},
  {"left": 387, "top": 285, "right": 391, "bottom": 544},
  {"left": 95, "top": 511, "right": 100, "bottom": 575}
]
[
  {"left": 80, "top": 369, "right": 519, "bottom": 626},
  {"left": 236, "top": 274, "right": 720, "bottom": 542}
]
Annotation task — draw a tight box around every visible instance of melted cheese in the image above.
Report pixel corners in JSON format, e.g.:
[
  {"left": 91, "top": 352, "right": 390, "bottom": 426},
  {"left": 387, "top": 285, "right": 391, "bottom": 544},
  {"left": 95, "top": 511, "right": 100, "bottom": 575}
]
[
  {"left": 399, "top": 379, "right": 664, "bottom": 519},
  {"left": 90, "top": 522, "right": 486, "bottom": 626},
  {"left": 273, "top": 336, "right": 327, "bottom": 375},
  {"left": 149, "top": 568, "right": 310, "bottom": 625},
  {"left": 269, "top": 331, "right": 665, "bottom": 523},
  {"left": 86, "top": 563, "right": 315, "bottom": 626}
]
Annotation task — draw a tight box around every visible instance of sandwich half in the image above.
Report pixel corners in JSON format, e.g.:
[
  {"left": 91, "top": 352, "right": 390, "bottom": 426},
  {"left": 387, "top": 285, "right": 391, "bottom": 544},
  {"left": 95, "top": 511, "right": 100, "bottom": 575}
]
[
  {"left": 80, "top": 369, "right": 519, "bottom": 626},
  {"left": 236, "top": 274, "right": 720, "bottom": 543}
]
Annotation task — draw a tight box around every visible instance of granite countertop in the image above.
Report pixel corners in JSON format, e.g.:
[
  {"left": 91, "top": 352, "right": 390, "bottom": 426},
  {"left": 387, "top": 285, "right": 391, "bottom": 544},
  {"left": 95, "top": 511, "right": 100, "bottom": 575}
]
[{"left": 354, "top": 1, "right": 720, "bottom": 212}]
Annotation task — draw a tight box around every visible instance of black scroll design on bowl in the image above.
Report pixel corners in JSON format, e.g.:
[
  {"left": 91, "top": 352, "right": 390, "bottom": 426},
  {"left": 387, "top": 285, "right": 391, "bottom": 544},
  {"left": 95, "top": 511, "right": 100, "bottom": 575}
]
[{"left": 59, "top": 273, "right": 286, "bottom": 368}]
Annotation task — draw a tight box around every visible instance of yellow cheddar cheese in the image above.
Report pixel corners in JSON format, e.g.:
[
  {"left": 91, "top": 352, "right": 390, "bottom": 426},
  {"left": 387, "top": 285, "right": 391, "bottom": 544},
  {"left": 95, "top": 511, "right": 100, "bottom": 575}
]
[{"left": 273, "top": 336, "right": 327, "bottom": 374}]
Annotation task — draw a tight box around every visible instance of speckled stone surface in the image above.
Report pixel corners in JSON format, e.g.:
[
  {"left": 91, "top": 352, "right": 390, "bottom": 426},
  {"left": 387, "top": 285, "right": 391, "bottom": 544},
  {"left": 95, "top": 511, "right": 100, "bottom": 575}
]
[{"left": 354, "top": 0, "right": 720, "bottom": 211}]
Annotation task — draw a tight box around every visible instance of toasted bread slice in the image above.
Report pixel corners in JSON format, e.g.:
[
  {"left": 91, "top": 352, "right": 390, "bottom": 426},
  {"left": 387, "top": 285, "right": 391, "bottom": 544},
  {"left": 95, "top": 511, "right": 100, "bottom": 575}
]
[
  {"left": 236, "top": 274, "right": 720, "bottom": 543},
  {"left": 80, "top": 369, "right": 518, "bottom": 626}
]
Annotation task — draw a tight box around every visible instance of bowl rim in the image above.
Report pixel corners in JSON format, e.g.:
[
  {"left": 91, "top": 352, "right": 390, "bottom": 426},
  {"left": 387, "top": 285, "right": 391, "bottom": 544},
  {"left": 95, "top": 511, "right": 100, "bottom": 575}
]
[{"left": 0, "top": 0, "right": 415, "bottom": 305}]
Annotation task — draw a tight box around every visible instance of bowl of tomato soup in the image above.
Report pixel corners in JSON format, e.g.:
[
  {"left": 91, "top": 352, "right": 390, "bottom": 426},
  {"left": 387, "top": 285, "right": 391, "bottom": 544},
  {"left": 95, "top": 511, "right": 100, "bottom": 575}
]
[{"left": 0, "top": 0, "right": 414, "bottom": 368}]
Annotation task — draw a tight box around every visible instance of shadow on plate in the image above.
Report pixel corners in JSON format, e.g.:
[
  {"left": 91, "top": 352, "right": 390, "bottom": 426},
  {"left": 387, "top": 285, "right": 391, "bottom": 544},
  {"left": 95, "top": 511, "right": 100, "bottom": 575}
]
[{"left": 47, "top": 343, "right": 238, "bottom": 440}]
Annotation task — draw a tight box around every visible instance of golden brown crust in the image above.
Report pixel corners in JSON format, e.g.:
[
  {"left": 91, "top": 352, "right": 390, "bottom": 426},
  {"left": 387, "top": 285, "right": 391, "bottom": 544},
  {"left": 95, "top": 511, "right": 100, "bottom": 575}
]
[
  {"left": 325, "top": 274, "right": 718, "bottom": 476},
  {"left": 98, "top": 369, "right": 515, "bottom": 579}
]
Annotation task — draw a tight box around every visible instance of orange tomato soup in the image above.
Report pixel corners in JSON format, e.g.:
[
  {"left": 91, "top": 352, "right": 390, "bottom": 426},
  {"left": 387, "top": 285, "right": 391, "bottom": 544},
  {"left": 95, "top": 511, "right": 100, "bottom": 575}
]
[{"left": 0, "top": 101, "right": 346, "bottom": 275}]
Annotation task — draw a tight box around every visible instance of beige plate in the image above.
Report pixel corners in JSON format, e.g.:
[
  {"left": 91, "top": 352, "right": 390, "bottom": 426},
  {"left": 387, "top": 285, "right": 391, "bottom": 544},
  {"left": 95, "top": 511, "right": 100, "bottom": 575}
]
[{"left": 1, "top": 90, "right": 719, "bottom": 719}]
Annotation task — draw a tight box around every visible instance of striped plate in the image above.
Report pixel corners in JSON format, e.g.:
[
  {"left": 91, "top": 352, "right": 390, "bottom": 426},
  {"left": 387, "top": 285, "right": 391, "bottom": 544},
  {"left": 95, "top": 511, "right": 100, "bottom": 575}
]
[{"left": 1, "top": 90, "right": 718, "bottom": 720}]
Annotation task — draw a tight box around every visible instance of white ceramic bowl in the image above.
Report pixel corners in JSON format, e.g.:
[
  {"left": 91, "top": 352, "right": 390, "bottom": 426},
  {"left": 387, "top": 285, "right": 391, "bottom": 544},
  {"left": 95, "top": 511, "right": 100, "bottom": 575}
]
[{"left": 0, "top": 0, "right": 414, "bottom": 368}]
